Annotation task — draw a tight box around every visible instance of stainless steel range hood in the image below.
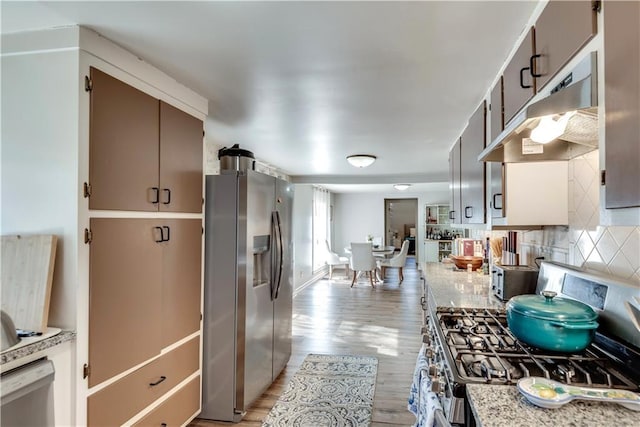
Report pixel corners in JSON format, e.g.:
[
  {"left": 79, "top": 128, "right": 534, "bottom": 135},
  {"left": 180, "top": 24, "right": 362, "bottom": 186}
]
[{"left": 479, "top": 52, "right": 598, "bottom": 163}]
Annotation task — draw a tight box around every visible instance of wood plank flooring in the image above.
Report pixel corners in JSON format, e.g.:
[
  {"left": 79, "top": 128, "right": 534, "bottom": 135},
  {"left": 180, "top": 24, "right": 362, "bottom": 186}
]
[{"left": 191, "top": 258, "right": 423, "bottom": 427}]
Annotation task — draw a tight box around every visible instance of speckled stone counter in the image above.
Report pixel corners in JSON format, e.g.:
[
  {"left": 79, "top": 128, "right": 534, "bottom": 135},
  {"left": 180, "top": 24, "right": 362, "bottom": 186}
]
[
  {"left": 419, "top": 262, "right": 637, "bottom": 426},
  {"left": 466, "top": 383, "right": 639, "bottom": 427},
  {"left": 1, "top": 330, "right": 75, "bottom": 365},
  {"left": 420, "top": 262, "right": 504, "bottom": 309}
]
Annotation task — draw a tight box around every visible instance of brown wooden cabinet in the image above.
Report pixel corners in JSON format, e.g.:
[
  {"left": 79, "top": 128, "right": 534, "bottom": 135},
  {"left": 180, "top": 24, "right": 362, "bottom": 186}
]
[
  {"left": 132, "top": 377, "right": 200, "bottom": 427},
  {"left": 159, "top": 101, "right": 204, "bottom": 213},
  {"left": 89, "top": 67, "right": 203, "bottom": 213},
  {"left": 533, "top": 0, "right": 597, "bottom": 92},
  {"left": 88, "top": 218, "right": 202, "bottom": 387},
  {"left": 88, "top": 337, "right": 199, "bottom": 426},
  {"left": 459, "top": 101, "right": 486, "bottom": 224},
  {"left": 502, "top": 27, "right": 536, "bottom": 125},
  {"left": 448, "top": 138, "right": 461, "bottom": 223},
  {"left": 490, "top": 77, "right": 504, "bottom": 143},
  {"left": 160, "top": 218, "right": 203, "bottom": 347},
  {"left": 603, "top": 0, "right": 640, "bottom": 209}
]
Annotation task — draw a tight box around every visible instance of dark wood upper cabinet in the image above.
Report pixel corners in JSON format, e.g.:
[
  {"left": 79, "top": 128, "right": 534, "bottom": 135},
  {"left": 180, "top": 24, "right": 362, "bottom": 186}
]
[
  {"left": 460, "top": 101, "right": 486, "bottom": 224},
  {"left": 533, "top": 0, "right": 598, "bottom": 92},
  {"left": 502, "top": 27, "right": 536, "bottom": 125},
  {"left": 604, "top": 0, "right": 640, "bottom": 209},
  {"left": 449, "top": 138, "right": 461, "bottom": 224},
  {"left": 89, "top": 67, "right": 203, "bottom": 213},
  {"left": 159, "top": 101, "right": 204, "bottom": 213},
  {"left": 490, "top": 77, "right": 504, "bottom": 143},
  {"left": 89, "top": 68, "right": 160, "bottom": 212}
]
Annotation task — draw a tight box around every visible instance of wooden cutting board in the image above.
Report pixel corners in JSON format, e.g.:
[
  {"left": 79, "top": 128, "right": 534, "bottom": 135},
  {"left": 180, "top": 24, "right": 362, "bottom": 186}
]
[{"left": 1, "top": 234, "right": 57, "bottom": 333}]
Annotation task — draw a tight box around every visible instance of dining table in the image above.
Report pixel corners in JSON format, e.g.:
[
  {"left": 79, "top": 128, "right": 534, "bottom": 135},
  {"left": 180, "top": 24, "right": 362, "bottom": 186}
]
[
  {"left": 344, "top": 245, "right": 396, "bottom": 258},
  {"left": 372, "top": 245, "right": 396, "bottom": 258}
]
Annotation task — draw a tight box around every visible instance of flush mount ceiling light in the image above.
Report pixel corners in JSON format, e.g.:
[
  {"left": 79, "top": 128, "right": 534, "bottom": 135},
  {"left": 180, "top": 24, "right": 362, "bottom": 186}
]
[
  {"left": 346, "top": 154, "right": 376, "bottom": 168},
  {"left": 393, "top": 184, "right": 411, "bottom": 191},
  {"left": 530, "top": 111, "right": 576, "bottom": 144}
]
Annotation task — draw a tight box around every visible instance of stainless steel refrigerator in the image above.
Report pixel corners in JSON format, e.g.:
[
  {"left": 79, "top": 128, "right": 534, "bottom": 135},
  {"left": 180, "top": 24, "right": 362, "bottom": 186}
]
[{"left": 201, "top": 170, "right": 293, "bottom": 422}]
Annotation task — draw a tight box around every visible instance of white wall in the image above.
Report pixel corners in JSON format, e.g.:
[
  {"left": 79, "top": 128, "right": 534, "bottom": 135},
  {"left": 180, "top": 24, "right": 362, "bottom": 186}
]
[
  {"left": 292, "top": 184, "right": 315, "bottom": 290},
  {"left": 1, "top": 49, "right": 80, "bottom": 330},
  {"left": 333, "top": 187, "right": 450, "bottom": 263}
]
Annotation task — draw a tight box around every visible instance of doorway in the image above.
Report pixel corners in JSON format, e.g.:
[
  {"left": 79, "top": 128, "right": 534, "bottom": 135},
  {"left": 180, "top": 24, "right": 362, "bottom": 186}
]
[{"left": 384, "top": 198, "right": 418, "bottom": 256}]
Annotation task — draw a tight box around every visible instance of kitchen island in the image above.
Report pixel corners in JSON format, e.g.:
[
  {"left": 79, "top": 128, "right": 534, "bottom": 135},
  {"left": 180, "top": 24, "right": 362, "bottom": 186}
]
[{"left": 420, "top": 262, "right": 639, "bottom": 427}]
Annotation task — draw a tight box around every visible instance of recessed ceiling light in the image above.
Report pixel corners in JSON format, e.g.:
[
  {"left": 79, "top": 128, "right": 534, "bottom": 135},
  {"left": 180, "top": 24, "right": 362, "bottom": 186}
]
[
  {"left": 393, "top": 184, "right": 411, "bottom": 191},
  {"left": 346, "top": 154, "right": 376, "bottom": 168}
]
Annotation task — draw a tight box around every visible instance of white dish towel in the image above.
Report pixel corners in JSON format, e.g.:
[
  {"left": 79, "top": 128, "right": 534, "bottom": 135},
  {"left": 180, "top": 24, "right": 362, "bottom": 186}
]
[{"left": 408, "top": 344, "right": 444, "bottom": 427}]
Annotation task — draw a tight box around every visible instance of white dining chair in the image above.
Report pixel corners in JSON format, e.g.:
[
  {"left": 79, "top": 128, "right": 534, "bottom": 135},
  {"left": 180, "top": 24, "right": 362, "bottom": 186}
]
[
  {"left": 325, "top": 240, "right": 349, "bottom": 279},
  {"left": 349, "top": 242, "right": 377, "bottom": 288},
  {"left": 377, "top": 240, "right": 410, "bottom": 283}
]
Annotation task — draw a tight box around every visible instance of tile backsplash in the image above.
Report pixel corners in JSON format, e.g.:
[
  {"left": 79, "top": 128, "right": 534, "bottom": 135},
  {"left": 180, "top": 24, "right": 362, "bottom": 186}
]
[{"left": 474, "top": 150, "right": 639, "bottom": 287}]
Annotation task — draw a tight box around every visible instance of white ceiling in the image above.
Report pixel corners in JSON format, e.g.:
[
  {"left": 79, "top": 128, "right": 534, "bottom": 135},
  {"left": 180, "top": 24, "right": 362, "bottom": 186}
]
[{"left": 1, "top": 0, "right": 540, "bottom": 192}]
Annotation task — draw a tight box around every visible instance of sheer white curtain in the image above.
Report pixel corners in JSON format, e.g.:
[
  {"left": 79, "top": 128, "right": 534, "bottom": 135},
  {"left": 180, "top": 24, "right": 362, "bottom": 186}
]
[{"left": 312, "top": 187, "right": 331, "bottom": 271}]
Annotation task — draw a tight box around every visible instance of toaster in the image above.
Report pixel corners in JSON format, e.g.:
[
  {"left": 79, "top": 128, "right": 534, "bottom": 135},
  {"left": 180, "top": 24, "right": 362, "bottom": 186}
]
[{"left": 491, "top": 265, "right": 539, "bottom": 301}]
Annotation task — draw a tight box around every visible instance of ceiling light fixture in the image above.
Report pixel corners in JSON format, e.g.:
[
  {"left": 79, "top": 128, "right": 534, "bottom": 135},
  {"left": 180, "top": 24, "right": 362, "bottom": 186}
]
[
  {"left": 393, "top": 184, "right": 411, "bottom": 191},
  {"left": 346, "top": 154, "right": 376, "bottom": 168},
  {"left": 530, "top": 111, "right": 576, "bottom": 144}
]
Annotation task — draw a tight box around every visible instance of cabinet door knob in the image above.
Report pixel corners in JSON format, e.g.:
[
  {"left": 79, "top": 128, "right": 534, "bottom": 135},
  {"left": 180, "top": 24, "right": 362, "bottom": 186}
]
[
  {"left": 464, "top": 206, "right": 473, "bottom": 218},
  {"left": 492, "top": 193, "right": 503, "bottom": 210},
  {"left": 162, "top": 188, "right": 171, "bottom": 205},
  {"left": 530, "top": 54, "right": 542, "bottom": 78},
  {"left": 150, "top": 187, "right": 160, "bottom": 204},
  {"left": 154, "top": 226, "right": 164, "bottom": 243},
  {"left": 519, "top": 67, "right": 532, "bottom": 89},
  {"left": 149, "top": 376, "right": 166, "bottom": 386}
]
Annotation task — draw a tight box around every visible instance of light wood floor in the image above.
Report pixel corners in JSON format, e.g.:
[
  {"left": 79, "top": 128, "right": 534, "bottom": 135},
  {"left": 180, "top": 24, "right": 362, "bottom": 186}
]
[{"left": 192, "top": 257, "right": 423, "bottom": 427}]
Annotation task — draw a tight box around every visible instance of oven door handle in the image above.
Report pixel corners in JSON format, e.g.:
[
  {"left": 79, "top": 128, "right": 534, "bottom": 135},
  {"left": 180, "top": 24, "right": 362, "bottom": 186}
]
[{"left": 433, "top": 409, "right": 452, "bottom": 427}]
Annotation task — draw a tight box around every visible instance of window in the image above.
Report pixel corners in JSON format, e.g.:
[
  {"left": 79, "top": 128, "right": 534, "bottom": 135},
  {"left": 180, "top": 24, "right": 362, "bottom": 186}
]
[{"left": 312, "top": 186, "right": 330, "bottom": 271}]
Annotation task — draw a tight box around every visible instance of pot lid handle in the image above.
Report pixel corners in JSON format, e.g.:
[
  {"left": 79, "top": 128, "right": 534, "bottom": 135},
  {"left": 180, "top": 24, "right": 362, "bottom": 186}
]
[{"left": 541, "top": 290, "right": 557, "bottom": 302}]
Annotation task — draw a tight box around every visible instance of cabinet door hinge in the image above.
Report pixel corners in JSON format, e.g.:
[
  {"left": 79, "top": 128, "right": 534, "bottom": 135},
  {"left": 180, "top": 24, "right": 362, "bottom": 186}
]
[
  {"left": 592, "top": 0, "right": 602, "bottom": 13},
  {"left": 83, "top": 363, "right": 91, "bottom": 379},
  {"left": 85, "top": 76, "right": 93, "bottom": 92},
  {"left": 83, "top": 182, "right": 92, "bottom": 198},
  {"left": 84, "top": 228, "right": 93, "bottom": 244},
  {"left": 600, "top": 170, "right": 606, "bottom": 186}
]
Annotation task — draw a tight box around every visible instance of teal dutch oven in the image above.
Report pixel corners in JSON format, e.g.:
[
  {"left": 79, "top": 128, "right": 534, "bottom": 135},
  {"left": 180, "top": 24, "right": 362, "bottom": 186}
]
[{"left": 506, "top": 291, "right": 599, "bottom": 352}]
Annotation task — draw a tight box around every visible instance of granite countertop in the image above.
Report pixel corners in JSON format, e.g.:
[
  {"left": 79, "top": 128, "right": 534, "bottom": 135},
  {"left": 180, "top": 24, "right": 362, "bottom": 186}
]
[
  {"left": 1, "top": 329, "right": 76, "bottom": 365},
  {"left": 421, "top": 261, "right": 504, "bottom": 310},
  {"left": 466, "top": 384, "right": 639, "bottom": 427},
  {"left": 419, "top": 262, "right": 637, "bottom": 426}
]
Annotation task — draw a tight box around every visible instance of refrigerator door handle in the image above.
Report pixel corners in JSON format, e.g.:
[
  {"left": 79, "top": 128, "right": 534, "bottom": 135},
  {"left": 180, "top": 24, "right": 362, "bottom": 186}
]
[{"left": 271, "top": 211, "right": 284, "bottom": 300}]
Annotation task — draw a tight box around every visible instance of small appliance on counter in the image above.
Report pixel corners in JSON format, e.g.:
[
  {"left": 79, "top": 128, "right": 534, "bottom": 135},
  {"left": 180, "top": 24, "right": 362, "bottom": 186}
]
[{"left": 491, "top": 264, "right": 538, "bottom": 301}]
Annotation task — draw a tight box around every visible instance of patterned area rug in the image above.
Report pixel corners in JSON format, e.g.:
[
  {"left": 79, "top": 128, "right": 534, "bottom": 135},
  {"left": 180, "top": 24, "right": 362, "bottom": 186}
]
[{"left": 262, "top": 354, "right": 378, "bottom": 427}]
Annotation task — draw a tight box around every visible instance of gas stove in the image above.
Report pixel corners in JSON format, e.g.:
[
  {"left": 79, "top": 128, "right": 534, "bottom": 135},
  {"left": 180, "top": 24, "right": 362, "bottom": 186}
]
[{"left": 421, "top": 262, "right": 640, "bottom": 426}]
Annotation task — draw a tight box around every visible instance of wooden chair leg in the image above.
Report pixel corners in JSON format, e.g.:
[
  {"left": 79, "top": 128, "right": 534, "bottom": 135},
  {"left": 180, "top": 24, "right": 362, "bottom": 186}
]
[
  {"left": 351, "top": 271, "right": 357, "bottom": 287},
  {"left": 369, "top": 271, "right": 375, "bottom": 287},
  {"left": 399, "top": 267, "right": 404, "bottom": 283}
]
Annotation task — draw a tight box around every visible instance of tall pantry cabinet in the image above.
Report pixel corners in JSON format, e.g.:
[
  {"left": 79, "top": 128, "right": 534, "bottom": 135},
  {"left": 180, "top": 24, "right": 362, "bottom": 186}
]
[
  {"left": 86, "top": 68, "right": 204, "bottom": 424},
  {"left": 1, "top": 26, "right": 208, "bottom": 426}
]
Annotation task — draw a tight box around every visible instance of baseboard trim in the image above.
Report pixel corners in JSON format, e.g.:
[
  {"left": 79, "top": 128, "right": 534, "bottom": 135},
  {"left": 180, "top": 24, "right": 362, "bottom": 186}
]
[{"left": 293, "top": 268, "right": 328, "bottom": 298}]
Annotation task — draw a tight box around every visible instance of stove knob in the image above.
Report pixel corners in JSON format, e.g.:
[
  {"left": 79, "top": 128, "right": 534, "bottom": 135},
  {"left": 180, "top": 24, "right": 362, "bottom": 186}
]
[
  {"left": 428, "top": 364, "right": 439, "bottom": 376},
  {"left": 425, "top": 348, "right": 434, "bottom": 359},
  {"left": 431, "top": 378, "right": 443, "bottom": 394},
  {"left": 422, "top": 334, "right": 431, "bottom": 345}
]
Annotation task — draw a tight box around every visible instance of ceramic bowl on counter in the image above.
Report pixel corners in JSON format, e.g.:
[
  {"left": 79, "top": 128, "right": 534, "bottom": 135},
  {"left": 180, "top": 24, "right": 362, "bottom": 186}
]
[{"left": 450, "top": 255, "right": 483, "bottom": 271}]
